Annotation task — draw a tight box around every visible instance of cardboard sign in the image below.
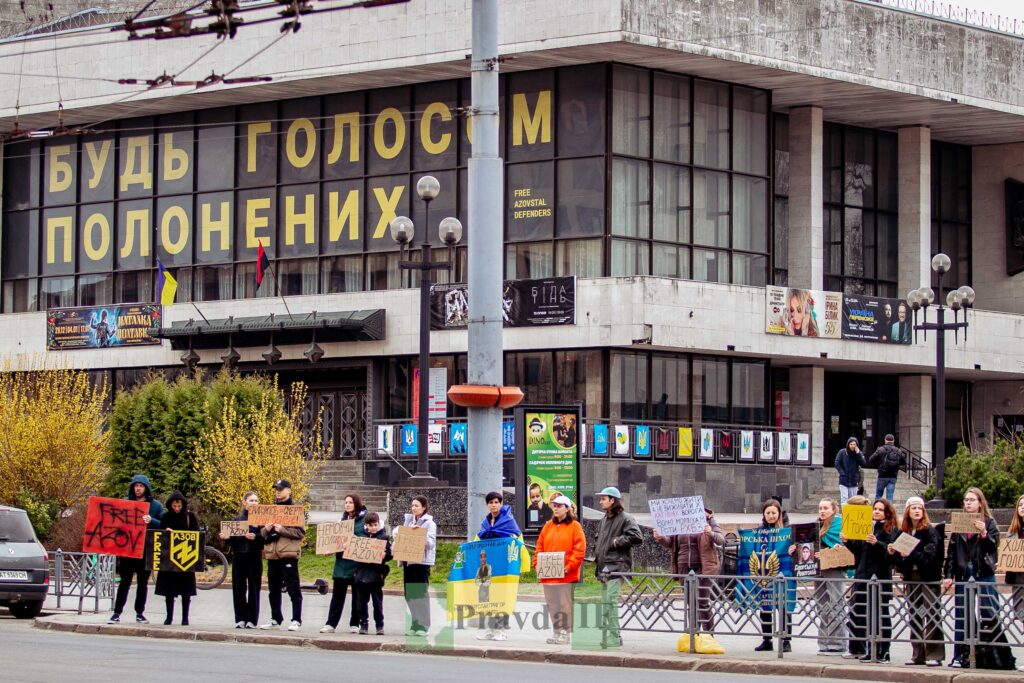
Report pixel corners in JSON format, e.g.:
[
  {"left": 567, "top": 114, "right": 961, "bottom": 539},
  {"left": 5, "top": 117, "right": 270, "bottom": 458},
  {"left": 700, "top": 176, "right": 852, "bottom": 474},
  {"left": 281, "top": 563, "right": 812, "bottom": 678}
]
[
  {"left": 840, "top": 504, "right": 873, "bottom": 541},
  {"left": 947, "top": 512, "right": 984, "bottom": 535},
  {"left": 248, "top": 504, "right": 305, "bottom": 528},
  {"left": 220, "top": 521, "right": 249, "bottom": 537},
  {"left": 998, "top": 538, "right": 1024, "bottom": 573},
  {"left": 648, "top": 496, "right": 706, "bottom": 537},
  {"left": 393, "top": 526, "right": 428, "bottom": 564},
  {"left": 82, "top": 496, "right": 150, "bottom": 558},
  {"left": 346, "top": 536, "right": 387, "bottom": 564},
  {"left": 145, "top": 529, "right": 206, "bottom": 572},
  {"left": 315, "top": 520, "right": 355, "bottom": 555},
  {"left": 890, "top": 532, "right": 921, "bottom": 556},
  {"left": 536, "top": 551, "right": 566, "bottom": 579},
  {"left": 819, "top": 545, "right": 856, "bottom": 570}
]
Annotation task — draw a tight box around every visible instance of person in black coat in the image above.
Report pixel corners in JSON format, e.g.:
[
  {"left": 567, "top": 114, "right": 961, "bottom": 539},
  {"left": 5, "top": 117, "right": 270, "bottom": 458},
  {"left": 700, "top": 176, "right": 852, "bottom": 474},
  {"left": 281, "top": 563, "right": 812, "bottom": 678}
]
[
  {"left": 890, "top": 496, "right": 944, "bottom": 666},
  {"left": 835, "top": 437, "right": 866, "bottom": 507},
  {"left": 219, "top": 491, "right": 264, "bottom": 628},
  {"left": 842, "top": 497, "right": 899, "bottom": 662},
  {"left": 942, "top": 486, "right": 1001, "bottom": 668},
  {"left": 155, "top": 491, "right": 199, "bottom": 625}
]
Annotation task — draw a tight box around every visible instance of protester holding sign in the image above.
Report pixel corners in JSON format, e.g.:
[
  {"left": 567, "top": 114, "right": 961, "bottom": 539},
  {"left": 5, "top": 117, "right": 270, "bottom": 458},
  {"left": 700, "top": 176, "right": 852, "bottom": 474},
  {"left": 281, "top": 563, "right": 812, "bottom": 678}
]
[
  {"left": 654, "top": 506, "right": 724, "bottom": 637},
  {"left": 394, "top": 496, "right": 437, "bottom": 637},
  {"left": 813, "top": 499, "right": 847, "bottom": 655},
  {"left": 751, "top": 499, "right": 793, "bottom": 653},
  {"left": 594, "top": 486, "right": 642, "bottom": 650},
  {"left": 890, "top": 497, "right": 944, "bottom": 667},
  {"left": 533, "top": 495, "right": 586, "bottom": 645},
  {"left": 942, "top": 487, "right": 1001, "bottom": 668},
  {"left": 841, "top": 498, "right": 899, "bottom": 662},
  {"left": 260, "top": 480, "right": 306, "bottom": 632},
  {"left": 474, "top": 491, "right": 525, "bottom": 642},
  {"left": 1005, "top": 495, "right": 1024, "bottom": 620},
  {"left": 353, "top": 512, "right": 391, "bottom": 635},
  {"left": 219, "top": 491, "right": 263, "bottom": 628},
  {"left": 321, "top": 494, "right": 367, "bottom": 634},
  {"left": 109, "top": 474, "right": 164, "bottom": 625},
  {"left": 155, "top": 492, "right": 198, "bottom": 626}
]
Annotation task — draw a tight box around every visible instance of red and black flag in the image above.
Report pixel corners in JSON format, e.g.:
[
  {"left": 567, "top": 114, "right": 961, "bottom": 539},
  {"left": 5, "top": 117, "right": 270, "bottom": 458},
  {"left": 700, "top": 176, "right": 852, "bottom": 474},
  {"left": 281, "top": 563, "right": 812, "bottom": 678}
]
[{"left": 256, "top": 242, "right": 270, "bottom": 289}]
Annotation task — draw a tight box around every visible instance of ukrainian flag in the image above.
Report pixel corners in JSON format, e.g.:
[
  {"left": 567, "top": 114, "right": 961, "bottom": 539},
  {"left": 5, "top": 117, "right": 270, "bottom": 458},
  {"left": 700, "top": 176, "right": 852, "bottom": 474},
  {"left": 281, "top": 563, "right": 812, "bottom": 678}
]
[
  {"left": 446, "top": 537, "right": 526, "bottom": 621},
  {"left": 156, "top": 258, "right": 177, "bottom": 306}
]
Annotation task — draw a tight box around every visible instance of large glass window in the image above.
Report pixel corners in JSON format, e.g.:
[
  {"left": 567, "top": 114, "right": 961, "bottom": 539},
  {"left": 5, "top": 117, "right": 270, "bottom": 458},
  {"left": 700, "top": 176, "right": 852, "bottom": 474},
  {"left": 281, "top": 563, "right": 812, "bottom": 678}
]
[
  {"left": 773, "top": 115, "right": 789, "bottom": 285},
  {"left": 931, "top": 141, "right": 971, "bottom": 288},
  {"left": 609, "top": 351, "right": 648, "bottom": 421}
]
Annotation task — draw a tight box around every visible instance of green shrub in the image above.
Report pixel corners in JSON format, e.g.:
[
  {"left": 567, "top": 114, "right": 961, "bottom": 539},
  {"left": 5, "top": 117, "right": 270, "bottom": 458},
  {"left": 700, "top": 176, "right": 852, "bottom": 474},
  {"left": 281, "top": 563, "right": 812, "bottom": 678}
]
[
  {"left": 15, "top": 487, "right": 60, "bottom": 542},
  {"left": 940, "top": 440, "right": 1024, "bottom": 508}
]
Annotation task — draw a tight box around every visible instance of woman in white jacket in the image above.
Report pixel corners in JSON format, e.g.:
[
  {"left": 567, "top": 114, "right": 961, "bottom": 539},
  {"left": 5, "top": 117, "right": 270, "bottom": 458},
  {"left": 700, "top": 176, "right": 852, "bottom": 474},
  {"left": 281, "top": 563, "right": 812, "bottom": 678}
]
[{"left": 394, "top": 495, "right": 437, "bottom": 636}]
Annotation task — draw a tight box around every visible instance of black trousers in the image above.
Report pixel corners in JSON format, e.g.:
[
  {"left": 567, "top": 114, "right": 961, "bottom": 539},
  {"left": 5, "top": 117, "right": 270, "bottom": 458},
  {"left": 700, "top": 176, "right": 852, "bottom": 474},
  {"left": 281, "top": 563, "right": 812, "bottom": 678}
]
[
  {"left": 114, "top": 558, "right": 150, "bottom": 617},
  {"left": 231, "top": 552, "right": 263, "bottom": 625},
  {"left": 267, "top": 558, "right": 302, "bottom": 624},
  {"left": 354, "top": 582, "right": 385, "bottom": 631},
  {"left": 325, "top": 577, "right": 356, "bottom": 628}
]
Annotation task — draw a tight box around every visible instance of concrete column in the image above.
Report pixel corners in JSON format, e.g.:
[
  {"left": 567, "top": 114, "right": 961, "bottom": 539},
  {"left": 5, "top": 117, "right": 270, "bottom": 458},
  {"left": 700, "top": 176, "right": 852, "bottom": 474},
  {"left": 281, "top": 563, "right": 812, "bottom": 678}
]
[
  {"left": 899, "top": 374, "right": 933, "bottom": 465},
  {"left": 898, "top": 126, "right": 931, "bottom": 297},
  {"left": 787, "top": 106, "right": 824, "bottom": 289},
  {"left": 789, "top": 366, "right": 825, "bottom": 465}
]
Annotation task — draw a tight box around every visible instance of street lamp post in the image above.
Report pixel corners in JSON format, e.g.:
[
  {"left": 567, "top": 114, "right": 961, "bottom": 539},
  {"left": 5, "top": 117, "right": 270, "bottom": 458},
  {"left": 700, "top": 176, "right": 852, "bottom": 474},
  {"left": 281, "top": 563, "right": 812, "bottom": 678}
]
[
  {"left": 906, "top": 253, "right": 976, "bottom": 507},
  {"left": 390, "top": 176, "right": 463, "bottom": 483}
]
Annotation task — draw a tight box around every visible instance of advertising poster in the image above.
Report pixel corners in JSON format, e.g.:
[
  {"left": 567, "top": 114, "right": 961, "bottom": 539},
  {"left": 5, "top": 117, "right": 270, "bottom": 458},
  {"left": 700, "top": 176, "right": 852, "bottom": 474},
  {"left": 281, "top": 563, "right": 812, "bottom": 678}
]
[
  {"left": 431, "top": 277, "right": 575, "bottom": 329},
  {"left": 447, "top": 537, "right": 528, "bottom": 620},
  {"left": 677, "top": 428, "right": 694, "bottom": 460},
  {"left": 47, "top": 304, "right": 161, "bottom": 350},
  {"left": 517, "top": 407, "right": 580, "bottom": 530},
  {"left": 842, "top": 294, "right": 912, "bottom": 344},
  {"left": 613, "top": 426, "right": 630, "bottom": 456},
  {"left": 791, "top": 523, "right": 819, "bottom": 577},
  {"left": 592, "top": 424, "right": 609, "bottom": 456},
  {"left": 765, "top": 286, "right": 841, "bottom": 339},
  {"left": 635, "top": 425, "right": 651, "bottom": 458}
]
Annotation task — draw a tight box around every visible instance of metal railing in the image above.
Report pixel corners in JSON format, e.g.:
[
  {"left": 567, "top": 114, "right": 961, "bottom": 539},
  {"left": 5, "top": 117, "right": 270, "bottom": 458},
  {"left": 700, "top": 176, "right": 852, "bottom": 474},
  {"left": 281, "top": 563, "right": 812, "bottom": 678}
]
[
  {"left": 613, "top": 571, "right": 1022, "bottom": 669},
  {"left": 853, "top": 0, "right": 1024, "bottom": 39},
  {"left": 902, "top": 446, "right": 933, "bottom": 486},
  {"left": 49, "top": 550, "right": 116, "bottom": 615}
]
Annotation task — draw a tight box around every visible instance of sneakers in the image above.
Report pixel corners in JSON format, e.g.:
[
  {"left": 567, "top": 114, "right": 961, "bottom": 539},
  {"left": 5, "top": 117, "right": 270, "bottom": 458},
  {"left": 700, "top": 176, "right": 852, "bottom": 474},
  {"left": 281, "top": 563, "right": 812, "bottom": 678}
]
[
  {"left": 136, "top": 615, "right": 149, "bottom": 624},
  {"left": 841, "top": 652, "right": 861, "bottom": 660},
  {"left": 406, "top": 628, "right": 427, "bottom": 637},
  {"left": 287, "top": 621, "right": 301, "bottom": 632},
  {"left": 376, "top": 628, "right": 385, "bottom": 636},
  {"left": 260, "top": 621, "right": 281, "bottom": 630},
  {"left": 545, "top": 629, "right": 569, "bottom": 645},
  {"left": 107, "top": 614, "right": 120, "bottom": 624},
  {"left": 245, "top": 622, "right": 256, "bottom": 629},
  {"left": 926, "top": 660, "right": 941, "bottom": 667},
  {"left": 349, "top": 626, "right": 359, "bottom": 633},
  {"left": 476, "top": 630, "right": 495, "bottom": 641},
  {"left": 492, "top": 630, "right": 507, "bottom": 642},
  {"left": 600, "top": 635, "right": 623, "bottom": 649},
  {"left": 319, "top": 625, "right": 336, "bottom": 634},
  {"left": 235, "top": 621, "right": 245, "bottom": 629},
  {"left": 359, "top": 628, "right": 368, "bottom": 635},
  {"left": 782, "top": 640, "right": 792, "bottom": 653}
]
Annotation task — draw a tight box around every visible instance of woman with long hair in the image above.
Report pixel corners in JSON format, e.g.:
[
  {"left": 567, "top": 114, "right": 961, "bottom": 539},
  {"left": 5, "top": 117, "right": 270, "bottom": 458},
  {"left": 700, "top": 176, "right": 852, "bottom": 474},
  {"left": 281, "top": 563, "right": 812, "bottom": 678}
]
[
  {"left": 321, "top": 494, "right": 367, "bottom": 634},
  {"left": 942, "top": 487, "right": 1001, "bottom": 668},
  {"left": 533, "top": 495, "right": 586, "bottom": 645},
  {"left": 842, "top": 497, "right": 899, "bottom": 662},
  {"left": 395, "top": 495, "right": 437, "bottom": 637},
  {"left": 752, "top": 498, "right": 792, "bottom": 652},
  {"left": 1006, "top": 494, "right": 1024, "bottom": 619},
  {"left": 785, "top": 289, "right": 820, "bottom": 337},
  {"left": 813, "top": 499, "right": 846, "bottom": 655},
  {"left": 889, "top": 496, "right": 944, "bottom": 666},
  {"left": 219, "top": 491, "right": 263, "bottom": 628}
]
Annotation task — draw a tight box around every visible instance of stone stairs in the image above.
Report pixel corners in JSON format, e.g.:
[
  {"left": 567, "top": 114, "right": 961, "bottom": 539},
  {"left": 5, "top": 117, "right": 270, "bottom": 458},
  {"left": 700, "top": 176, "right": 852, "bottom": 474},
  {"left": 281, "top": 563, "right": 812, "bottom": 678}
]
[
  {"left": 794, "top": 468, "right": 927, "bottom": 514},
  {"left": 307, "top": 460, "right": 389, "bottom": 516}
]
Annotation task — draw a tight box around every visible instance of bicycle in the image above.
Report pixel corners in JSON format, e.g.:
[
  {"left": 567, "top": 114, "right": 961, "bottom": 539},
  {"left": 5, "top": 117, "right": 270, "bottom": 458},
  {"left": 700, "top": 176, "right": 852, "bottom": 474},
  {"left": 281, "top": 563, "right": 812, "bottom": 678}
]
[{"left": 196, "top": 545, "right": 228, "bottom": 590}]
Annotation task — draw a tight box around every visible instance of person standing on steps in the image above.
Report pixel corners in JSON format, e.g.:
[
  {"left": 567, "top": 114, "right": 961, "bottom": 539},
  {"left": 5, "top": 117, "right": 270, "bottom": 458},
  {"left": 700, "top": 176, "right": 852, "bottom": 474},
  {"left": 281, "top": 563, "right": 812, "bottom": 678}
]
[
  {"left": 868, "top": 434, "right": 906, "bottom": 502},
  {"left": 108, "top": 474, "right": 163, "bottom": 625},
  {"left": 155, "top": 491, "right": 198, "bottom": 626},
  {"left": 220, "top": 491, "right": 263, "bottom": 629},
  {"left": 593, "top": 486, "right": 642, "bottom": 650},
  {"left": 321, "top": 494, "right": 367, "bottom": 634},
  {"left": 835, "top": 437, "right": 866, "bottom": 507},
  {"left": 259, "top": 479, "right": 306, "bottom": 632}
]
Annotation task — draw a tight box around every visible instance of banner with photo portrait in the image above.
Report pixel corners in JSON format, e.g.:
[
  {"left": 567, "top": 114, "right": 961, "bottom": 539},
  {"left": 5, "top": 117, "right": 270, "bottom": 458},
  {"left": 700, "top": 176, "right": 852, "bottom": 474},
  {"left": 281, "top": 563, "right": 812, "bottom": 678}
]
[
  {"left": 841, "top": 293, "right": 912, "bottom": 344},
  {"left": 431, "top": 277, "right": 575, "bottom": 329},
  {"left": 766, "top": 286, "right": 841, "bottom": 339}
]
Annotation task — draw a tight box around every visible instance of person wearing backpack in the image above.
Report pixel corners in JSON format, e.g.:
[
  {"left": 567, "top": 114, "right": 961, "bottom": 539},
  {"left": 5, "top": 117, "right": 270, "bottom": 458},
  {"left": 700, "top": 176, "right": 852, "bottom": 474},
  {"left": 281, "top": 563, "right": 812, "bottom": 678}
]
[{"left": 868, "top": 434, "right": 906, "bottom": 501}]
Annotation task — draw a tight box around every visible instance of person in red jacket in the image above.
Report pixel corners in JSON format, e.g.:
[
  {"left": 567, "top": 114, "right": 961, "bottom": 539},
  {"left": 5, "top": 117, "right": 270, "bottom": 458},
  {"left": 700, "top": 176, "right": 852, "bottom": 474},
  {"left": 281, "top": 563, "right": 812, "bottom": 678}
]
[{"left": 533, "top": 495, "right": 586, "bottom": 645}]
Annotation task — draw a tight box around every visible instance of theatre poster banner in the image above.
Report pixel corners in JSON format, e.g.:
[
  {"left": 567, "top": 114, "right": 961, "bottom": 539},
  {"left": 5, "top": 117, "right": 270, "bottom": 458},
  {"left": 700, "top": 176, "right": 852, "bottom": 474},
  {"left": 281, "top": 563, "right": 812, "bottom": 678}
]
[
  {"left": 47, "top": 304, "right": 161, "bottom": 350},
  {"left": 766, "top": 286, "right": 910, "bottom": 344},
  {"left": 430, "top": 277, "right": 575, "bottom": 330}
]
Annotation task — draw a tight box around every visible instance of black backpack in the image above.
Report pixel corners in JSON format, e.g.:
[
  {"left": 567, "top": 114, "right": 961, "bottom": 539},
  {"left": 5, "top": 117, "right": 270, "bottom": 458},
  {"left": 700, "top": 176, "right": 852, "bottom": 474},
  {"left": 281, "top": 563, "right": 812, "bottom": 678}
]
[{"left": 975, "top": 615, "right": 1017, "bottom": 670}]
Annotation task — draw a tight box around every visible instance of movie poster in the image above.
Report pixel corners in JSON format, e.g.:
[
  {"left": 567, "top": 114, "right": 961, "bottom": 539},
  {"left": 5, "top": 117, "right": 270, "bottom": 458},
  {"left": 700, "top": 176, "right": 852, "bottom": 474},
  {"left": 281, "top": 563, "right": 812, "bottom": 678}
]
[
  {"left": 47, "top": 304, "right": 161, "bottom": 350},
  {"left": 431, "top": 277, "right": 575, "bottom": 329}
]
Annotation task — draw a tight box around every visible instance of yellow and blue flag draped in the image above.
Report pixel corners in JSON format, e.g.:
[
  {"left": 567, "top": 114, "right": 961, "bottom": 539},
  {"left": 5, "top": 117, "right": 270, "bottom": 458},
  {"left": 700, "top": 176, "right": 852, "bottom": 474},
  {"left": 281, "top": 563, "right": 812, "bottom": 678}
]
[
  {"left": 156, "top": 258, "right": 177, "bottom": 306},
  {"left": 447, "top": 537, "right": 526, "bottom": 621},
  {"left": 735, "top": 527, "right": 796, "bottom": 612}
]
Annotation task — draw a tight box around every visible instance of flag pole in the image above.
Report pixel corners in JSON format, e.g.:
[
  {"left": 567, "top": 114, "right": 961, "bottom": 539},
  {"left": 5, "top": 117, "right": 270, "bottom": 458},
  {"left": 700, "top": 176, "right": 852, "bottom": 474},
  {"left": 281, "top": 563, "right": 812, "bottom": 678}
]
[{"left": 265, "top": 259, "right": 294, "bottom": 321}]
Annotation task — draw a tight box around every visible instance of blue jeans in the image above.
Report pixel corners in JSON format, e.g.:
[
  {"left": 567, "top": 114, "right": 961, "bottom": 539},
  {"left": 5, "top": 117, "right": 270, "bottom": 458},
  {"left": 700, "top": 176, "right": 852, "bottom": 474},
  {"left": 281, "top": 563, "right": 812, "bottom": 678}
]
[
  {"left": 839, "top": 485, "right": 858, "bottom": 507},
  {"left": 875, "top": 477, "right": 896, "bottom": 501},
  {"left": 953, "top": 566, "right": 999, "bottom": 652}
]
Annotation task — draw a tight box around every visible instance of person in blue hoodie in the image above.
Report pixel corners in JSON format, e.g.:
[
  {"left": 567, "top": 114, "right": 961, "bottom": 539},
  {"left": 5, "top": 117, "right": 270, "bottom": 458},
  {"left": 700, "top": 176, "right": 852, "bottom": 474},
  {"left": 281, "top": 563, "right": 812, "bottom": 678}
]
[
  {"left": 109, "top": 474, "right": 163, "bottom": 624},
  {"left": 474, "top": 491, "right": 523, "bottom": 641}
]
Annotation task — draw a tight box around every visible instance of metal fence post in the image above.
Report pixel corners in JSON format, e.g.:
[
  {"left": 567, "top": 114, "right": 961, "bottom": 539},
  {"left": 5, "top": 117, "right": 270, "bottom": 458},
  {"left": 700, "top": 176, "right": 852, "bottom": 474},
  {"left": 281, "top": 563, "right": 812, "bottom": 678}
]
[
  {"left": 965, "top": 578, "right": 977, "bottom": 669},
  {"left": 867, "top": 575, "right": 879, "bottom": 662},
  {"left": 775, "top": 575, "right": 784, "bottom": 659},
  {"left": 686, "top": 571, "right": 697, "bottom": 654},
  {"left": 53, "top": 549, "right": 63, "bottom": 610}
]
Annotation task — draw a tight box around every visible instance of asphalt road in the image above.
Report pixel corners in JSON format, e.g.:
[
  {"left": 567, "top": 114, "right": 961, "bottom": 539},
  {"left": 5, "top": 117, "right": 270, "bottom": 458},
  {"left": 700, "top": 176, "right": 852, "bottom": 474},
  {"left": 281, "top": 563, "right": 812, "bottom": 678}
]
[{"left": 0, "top": 614, "right": 877, "bottom": 683}]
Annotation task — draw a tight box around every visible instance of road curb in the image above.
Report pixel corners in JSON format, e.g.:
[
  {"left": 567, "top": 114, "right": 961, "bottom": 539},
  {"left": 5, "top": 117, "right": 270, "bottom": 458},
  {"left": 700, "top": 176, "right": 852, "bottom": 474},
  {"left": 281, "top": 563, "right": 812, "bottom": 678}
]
[{"left": 30, "top": 617, "right": 1021, "bottom": 680}]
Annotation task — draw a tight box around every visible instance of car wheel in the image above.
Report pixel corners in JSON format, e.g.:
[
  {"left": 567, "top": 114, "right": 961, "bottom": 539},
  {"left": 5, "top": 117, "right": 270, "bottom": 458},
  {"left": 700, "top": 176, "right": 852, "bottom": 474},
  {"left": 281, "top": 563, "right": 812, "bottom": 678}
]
[{"left": 9, "top": 601, "right": 43, "bottom": 619}]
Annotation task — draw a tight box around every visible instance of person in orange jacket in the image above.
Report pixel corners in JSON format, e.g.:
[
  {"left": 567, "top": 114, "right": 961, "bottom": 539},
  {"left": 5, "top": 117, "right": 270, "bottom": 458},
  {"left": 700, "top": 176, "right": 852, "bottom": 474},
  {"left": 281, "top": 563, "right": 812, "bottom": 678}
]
[{"left": 533, "top": 495, "right": 586, "bottom": 645}]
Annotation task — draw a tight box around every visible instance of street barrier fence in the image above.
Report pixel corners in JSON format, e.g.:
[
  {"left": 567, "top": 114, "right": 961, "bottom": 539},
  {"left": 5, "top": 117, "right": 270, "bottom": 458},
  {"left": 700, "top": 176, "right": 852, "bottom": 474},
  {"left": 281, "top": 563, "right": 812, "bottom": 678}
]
[{"left": 49, "top": 550, "right": 116, "bottom": 614}]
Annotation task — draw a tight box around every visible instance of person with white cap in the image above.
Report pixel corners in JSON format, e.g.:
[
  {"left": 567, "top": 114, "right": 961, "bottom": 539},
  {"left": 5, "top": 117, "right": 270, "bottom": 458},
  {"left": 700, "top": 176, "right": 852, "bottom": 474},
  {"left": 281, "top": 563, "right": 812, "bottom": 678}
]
[
  {"left": 533, "top": 494, "right": 586, "bottom": 645},
  {"left": 593, "top": 486, "right": 642, "bottom": 649},
  {"left": 888, "top": 496, "right": 943, "bottom": 667}
]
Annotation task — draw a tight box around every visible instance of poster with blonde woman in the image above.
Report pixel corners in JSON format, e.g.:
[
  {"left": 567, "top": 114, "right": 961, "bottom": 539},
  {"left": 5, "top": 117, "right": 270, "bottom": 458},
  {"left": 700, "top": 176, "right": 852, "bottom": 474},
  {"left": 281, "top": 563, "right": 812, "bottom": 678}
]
[{"left": 765, "top": 286, "right": 841, "bottom": 339}]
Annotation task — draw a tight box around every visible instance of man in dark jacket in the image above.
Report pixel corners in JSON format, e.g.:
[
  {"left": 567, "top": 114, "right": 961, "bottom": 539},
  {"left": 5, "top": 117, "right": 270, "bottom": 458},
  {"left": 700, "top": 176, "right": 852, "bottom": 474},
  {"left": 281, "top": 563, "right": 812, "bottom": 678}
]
[
  {"left": 835, "top": 437, "right": 866, "bottom": 507},
  {"left": 353, "top": 512, "right": 391, "bottom": 635},
  {"left": 868, "top": 434, "right": 906, "bottom": 501},
  {"left": 259, "top": 479, "right": 306, "bottom": 631},
  {"left": 594, "top": 486, "right": 642, "bottom": 649},
  {"left": 109, "top": 474, "right": 163, "bottom": 624}
]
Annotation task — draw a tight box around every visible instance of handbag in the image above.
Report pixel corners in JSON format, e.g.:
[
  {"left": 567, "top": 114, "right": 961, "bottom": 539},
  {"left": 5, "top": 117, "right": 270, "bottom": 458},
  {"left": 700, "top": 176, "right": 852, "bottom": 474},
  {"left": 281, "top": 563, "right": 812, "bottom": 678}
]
[{"left": 263, "top": 536, "right": 302, "bottom": 560}]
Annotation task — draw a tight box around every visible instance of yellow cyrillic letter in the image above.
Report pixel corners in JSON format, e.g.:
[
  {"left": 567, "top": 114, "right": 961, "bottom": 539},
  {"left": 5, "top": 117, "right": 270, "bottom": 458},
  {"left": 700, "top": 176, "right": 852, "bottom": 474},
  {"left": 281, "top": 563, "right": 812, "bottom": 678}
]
[
  {"left": 328, "top": 190, "right": 360, "bottom": 242},
  {"left": 119, "top": 137, "right": 153, "bottom": 192},
  {"left": 372, "top": 185, "right": 404, "bottom": 239},
  {"left": 48, "top": 145, "right": 73, "bottom": 193},
  {"left": 284, "top": 193, "right": 315, "bottom": 246},
  {"left": 246, "top": 122, "right": 272, "bottom": 173},
  {"left": 120, "top": 209, "right": 151, "bottom": 258},
  {"left": 245, "top": 197, "right": 271, "bottom": 249},
  {"left": 162, "top": 133, "right": 190, "bottom": 181},
  {"left": 45, "top": 215, "right": 73, "bottom": 265},
  {"left": 373, "top": 108, "right": 406, "bottom": 161},
  {"left": 160, "top": 205, "right": 189, "bottom": 255},
  {"left": 285, "top": 118, "right": 316, "bottom": 169},
  {"left": 82, "top": 213, "right": 111, "bottom": 262},
  {"left": 84, "top": 140, "right": 112, "bottom": 190},
  {"left": 512, "top": 91, "right": 552, "bottom": 146},
  {"left": 420, "top": 102, "right": 453, "bottom": 156},
  {"left": 326, "top": 112, "right": 360, "bottom": 164},
  {"left": 200, "top": 202, "right": 231, "bottom": 253}
]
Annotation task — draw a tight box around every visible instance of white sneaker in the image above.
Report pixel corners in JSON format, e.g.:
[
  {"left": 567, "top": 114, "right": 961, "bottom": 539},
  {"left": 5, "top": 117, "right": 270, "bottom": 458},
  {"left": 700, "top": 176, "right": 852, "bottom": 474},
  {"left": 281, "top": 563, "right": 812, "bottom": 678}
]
[
  {"left": 349, "top": 626, "right": 359, "bottom": 633},
  {"left": 235, "top": 621, "right": 245, "bottom": 629},
  {"left": 259, "top": 621, "right": 280, "bottom": 630},
  {"left": 288, "top": 621, "right": 301, "bottom": 632},
  {"left": 476, "top": 630, "right": 495, "bottom": 640},
  {"left": 319, "top": 625, "right": 335, "bottom": 634},
  {"left": 492, "top": 630, "right": 508, "bottom": 641},
  {"left": 244, "top": 622, "right": 256, "bottom": 629}
]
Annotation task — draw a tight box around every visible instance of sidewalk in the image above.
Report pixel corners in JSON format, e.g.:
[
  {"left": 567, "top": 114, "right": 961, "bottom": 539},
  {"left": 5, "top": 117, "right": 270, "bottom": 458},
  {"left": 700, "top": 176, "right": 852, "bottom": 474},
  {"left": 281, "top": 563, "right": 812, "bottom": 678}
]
[{"left": 34, "top": 588, "right": 1019, "bottom": 682}]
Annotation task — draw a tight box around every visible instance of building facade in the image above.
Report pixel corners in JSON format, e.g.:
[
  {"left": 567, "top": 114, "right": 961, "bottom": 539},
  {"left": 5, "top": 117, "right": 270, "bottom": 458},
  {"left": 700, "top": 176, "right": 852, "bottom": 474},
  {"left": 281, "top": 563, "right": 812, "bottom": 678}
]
[{"left": 1, "top": 0, "right": 1022, "bottom": 513}]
